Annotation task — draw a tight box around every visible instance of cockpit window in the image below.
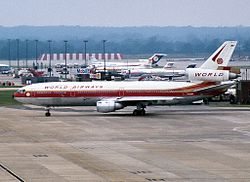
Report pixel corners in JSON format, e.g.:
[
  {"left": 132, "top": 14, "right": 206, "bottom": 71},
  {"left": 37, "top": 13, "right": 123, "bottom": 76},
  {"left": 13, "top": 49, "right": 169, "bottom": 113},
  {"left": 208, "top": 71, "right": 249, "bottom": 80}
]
[{"left": 17, "top": 89, "right": 26, "bottom": 93}]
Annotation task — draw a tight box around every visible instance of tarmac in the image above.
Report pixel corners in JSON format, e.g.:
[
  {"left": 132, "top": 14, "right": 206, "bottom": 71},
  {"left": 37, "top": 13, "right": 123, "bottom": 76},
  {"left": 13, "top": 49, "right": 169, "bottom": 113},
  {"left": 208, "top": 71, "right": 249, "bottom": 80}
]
[{"left": 0, "top": 105, "right": 250, "bottom": 181}]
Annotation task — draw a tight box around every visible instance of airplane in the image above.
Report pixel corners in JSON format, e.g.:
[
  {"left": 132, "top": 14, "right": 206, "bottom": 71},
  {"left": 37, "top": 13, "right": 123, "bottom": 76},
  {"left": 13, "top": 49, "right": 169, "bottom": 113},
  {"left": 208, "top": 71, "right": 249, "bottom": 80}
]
[
  {"left": 90, "top": 53, "right": 167, "bottom": 71},
  {"left": 129, "top": 62, "right": 189, "bottom": 78},
  {"left": 134, "top": 62, "right": 198, "bottom": 81},
  {"left": 14, "top": 41, "right": 238, "bottom": 117}
]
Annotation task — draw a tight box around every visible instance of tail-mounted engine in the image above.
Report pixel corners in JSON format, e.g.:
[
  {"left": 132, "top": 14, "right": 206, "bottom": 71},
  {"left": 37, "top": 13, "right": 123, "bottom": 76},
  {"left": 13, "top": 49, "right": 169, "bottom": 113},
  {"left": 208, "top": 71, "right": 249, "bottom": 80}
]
[{"left": 186, "top": 68, "right": 240, "bottom": 82}]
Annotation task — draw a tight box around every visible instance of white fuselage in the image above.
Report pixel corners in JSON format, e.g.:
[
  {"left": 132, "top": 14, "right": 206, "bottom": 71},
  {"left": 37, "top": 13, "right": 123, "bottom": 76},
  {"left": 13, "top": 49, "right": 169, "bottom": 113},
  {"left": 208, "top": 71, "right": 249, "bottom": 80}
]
[
  {"left": 91, "top": 59, "right": 151, "bottom": 71},
  {"left": 129, "top": 68, "right": 186, "bottom": 77},
  {"left": 14, "top": 81, "right": 233, "bottom": 107}
]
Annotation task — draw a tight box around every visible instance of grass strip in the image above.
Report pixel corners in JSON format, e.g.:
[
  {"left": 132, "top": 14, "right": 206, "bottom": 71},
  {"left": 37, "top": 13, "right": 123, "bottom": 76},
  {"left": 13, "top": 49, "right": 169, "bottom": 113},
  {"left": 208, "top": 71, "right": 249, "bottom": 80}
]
[{"left": 0, "top": 90, "right": 22, "bottom": 105}]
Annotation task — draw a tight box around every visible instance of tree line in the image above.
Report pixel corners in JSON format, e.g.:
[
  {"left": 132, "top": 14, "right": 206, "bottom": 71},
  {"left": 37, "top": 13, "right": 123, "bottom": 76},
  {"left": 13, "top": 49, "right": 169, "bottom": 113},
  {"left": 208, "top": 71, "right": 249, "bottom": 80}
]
[
  {"left": 0, "top": 38, "right": 246, "bottom": 60},
  {"left": 1, "top": 26, "right": 250, "bottom": 59}
]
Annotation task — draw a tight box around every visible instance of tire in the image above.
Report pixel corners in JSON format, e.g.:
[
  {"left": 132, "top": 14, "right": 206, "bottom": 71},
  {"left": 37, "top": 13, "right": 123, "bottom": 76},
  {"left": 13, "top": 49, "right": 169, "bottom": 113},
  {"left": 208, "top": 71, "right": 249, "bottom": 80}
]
[
  {"left": 133, "top": 110, "right": 138, "bottom": 116},
  {"left": 45, "top": 112, "right": 51, "bottom": 117},
  {"left": 141, "top": 109, "right": 146, "bottom": 116},
  {"left": 230, "top": 95, "right": 236, "bottom": 104},
  {"left": 133, "top": 109, "right": 146, "bottom": 116}
]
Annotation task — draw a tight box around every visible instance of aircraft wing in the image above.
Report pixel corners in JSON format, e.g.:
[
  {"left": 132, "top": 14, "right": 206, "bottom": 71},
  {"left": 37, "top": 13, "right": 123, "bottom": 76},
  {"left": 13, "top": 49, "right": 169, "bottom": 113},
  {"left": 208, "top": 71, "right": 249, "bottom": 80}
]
[
  {"left": 116, "top": 96, "right": 180, "bottom": 102},
  {"left": 101, "top": 96, "right": 183, "bottom": 106}
]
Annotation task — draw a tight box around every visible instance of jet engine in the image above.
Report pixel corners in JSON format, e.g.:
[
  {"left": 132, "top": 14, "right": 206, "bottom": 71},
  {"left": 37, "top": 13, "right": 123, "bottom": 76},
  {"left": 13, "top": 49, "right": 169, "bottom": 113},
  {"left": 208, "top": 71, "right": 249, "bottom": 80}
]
[
  {"left": 186, "top": 68, "right": 240, "bottom": 82},
  {"left": 96, "top": 100, "right": 124, "bottom": 113}
]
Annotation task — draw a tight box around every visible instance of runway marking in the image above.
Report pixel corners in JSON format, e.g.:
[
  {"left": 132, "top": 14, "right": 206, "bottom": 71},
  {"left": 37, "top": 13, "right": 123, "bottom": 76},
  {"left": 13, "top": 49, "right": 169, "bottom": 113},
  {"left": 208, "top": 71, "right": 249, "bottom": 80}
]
[
  {"left": 98, "top": 116, "right": 122, "bottom": 119},
  {"left": 0, "top": 163, "right": 25, "bottom": 182}
]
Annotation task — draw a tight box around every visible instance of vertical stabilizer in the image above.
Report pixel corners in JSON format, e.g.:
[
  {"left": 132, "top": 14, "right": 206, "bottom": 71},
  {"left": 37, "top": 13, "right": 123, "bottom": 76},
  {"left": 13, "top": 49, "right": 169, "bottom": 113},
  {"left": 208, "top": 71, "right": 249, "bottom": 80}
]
[
  {"left": 200, "top": 41, "right": 237, "bottom": 70},
  {"left": 148, "top": 53, "right": 167, "bottom": 65}
]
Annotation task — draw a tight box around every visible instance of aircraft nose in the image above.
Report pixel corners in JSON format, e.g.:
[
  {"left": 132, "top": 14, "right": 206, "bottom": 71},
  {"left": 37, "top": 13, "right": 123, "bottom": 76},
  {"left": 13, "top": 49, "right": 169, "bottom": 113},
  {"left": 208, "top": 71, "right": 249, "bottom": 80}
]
[
  {"left": 13, "top": 91, "right": 26, "bottom": 98},
  {"left": 13, "top": 91, "right": 19, "bottom": 98}
]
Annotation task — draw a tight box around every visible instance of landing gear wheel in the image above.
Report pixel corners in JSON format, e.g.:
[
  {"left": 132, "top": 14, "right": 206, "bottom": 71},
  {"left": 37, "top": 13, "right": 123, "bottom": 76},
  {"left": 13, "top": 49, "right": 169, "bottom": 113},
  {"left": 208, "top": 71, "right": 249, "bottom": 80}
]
[
  {"left": 45, "top": 112, "right": 51, "bottom": 117},
  {"left": 45, "top": 107, "right": 51, "bottom": 117},
  {"left": 141, "top": 109, "right": 145, "bottom": 116},
  {"left": 133, "top": 109, "right": 138, "bottom": 116},
  {"left": 229, "top": 95, "right": 236, "bottom": 104},
  {"left": 133, "top": 103, "right": 146, "bottom": 116},
  {"left": 133, "top": 109, "right": 146, "bottom": 116},
  {"left": 203, "top": 98, "right": 209, "bottom": 105}
]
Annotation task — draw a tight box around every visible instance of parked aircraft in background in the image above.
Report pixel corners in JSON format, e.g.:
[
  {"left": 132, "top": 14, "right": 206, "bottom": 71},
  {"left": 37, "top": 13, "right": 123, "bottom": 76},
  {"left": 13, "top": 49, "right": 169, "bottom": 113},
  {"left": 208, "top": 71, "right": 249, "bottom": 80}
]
[
  {"left": 136, "top": 63, "right": 197, "bottom": 80},
  {"left": 131, "top": 62, "right": 192, "bottom": 78},
  {"left": 14, "top": 41, "right": 238, "bottom": 116},
  {"left": 137, "top": 41, "right": 237, "bottom": 81},
  {"left": 91, "top": 53, "right": 167, "bottom": 71}
]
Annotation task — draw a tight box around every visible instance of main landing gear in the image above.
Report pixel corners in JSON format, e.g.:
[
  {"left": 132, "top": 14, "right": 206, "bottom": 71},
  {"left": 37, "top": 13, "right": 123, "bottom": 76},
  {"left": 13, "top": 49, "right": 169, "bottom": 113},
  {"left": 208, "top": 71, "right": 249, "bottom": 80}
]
[
  {"left": 133, "top": 109, "right": 146, "bottom": 116},
  {"left": 133, "top": 104, "right": 146, "bottom": 116},
  {"left": 45, "top": 107, "right": 51, "bottom": 117}
]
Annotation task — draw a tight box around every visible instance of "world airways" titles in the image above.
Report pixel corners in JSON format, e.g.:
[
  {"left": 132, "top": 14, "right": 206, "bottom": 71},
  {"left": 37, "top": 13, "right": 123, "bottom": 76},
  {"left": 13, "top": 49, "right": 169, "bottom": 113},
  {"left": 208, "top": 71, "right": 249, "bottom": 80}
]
[
  {"left": 194, "top": 72, "right": 224, "bottom": 77},
  {"left": 44, "top": 85, "right": 104, "bottom": 90}
]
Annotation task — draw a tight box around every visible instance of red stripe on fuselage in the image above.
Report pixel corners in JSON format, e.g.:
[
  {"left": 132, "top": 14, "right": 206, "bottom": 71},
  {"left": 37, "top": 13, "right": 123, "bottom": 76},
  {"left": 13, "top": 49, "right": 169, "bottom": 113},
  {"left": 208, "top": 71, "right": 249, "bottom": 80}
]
[
  {"left": 14, "top": 88, "right": 224, "bottom": 99},
  {"left": 14, "top": 82, "right": 219, "bottom": 98},
  {"left": 15, "top": 89, "right": 198, "bottom": 98},
  {"left": 14, "top": 82, "right": 222, "bottom": 99}
]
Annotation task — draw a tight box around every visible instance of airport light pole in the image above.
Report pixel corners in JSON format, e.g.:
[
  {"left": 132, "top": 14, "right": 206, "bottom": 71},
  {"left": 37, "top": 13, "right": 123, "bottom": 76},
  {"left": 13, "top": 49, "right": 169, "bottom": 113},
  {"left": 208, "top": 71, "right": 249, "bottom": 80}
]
[
  {"left": 83, "top": 40, "right": 88, "bottom": 66},
  {"left": 35, "top": 39, "right": 38, "bottom": 69},
  {"left": 8, "top": 39, "right": 11, "bottom": 67},
  {"left": 48, "top": 40, "right": 52, "bottom": 77},
  {"left": 238, "top": 41, "right": 241, "bottom": 59},
  {"left": 102, "top": 40, "right": 107, "bottom": 75},
  {"left": 64, "top": 40, "right": 68, "bottom": 80},
  {"left": 25, "top": 39, "right": 29, "bottom": 68},
  {"left": 16, "top": 39, "right": 20, "bottom": 69}
]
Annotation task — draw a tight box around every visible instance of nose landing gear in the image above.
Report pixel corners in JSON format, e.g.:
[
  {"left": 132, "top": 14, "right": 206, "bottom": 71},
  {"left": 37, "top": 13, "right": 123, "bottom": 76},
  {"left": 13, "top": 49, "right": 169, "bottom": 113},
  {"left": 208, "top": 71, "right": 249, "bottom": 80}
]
[{"left": 45, "top": 107, "right": 51, "bottom": 117}]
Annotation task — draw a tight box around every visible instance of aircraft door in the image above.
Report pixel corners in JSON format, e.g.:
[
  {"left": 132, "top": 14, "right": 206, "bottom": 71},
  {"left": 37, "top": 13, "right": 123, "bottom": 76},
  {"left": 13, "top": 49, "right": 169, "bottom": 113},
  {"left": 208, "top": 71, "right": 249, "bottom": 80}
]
[
  {"left": 70, "top": 91, "right": 75, "bottom": 97},
  {"left": 119, "top": 88, "right": 125, "bottom": 97}
]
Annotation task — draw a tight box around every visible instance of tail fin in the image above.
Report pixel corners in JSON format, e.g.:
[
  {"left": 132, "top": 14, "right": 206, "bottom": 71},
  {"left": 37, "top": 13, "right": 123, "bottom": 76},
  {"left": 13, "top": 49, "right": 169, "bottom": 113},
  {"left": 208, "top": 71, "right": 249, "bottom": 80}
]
[
  {"left": 186, "top": 63, "right": 197, "bottom": 68},
  {"left": 148, "top": 53, "right": 167, "bottom": 65},
  {"left": 89, "top": 56, "right": 99, "bottom": 62},
  {"left": 200, "top": 41, "right": 237, "bottom": 70},
  {"left": 163, "top": 62, "right": 175, "bottom": 69}
]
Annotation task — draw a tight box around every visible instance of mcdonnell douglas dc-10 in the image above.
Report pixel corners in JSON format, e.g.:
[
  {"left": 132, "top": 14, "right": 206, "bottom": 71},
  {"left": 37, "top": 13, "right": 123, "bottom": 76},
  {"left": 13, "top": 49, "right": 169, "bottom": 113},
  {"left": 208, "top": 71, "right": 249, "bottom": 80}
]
[{"left": 14, "top": 41, "right": 238, "bottom": 116}]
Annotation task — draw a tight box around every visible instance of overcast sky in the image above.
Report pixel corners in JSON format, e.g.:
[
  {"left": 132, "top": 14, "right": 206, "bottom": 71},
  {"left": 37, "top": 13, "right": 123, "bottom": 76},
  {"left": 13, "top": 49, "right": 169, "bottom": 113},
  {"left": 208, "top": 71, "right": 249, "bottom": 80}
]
[{"left": 0, "top": 0, "right": 250, "bottom": 27}]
